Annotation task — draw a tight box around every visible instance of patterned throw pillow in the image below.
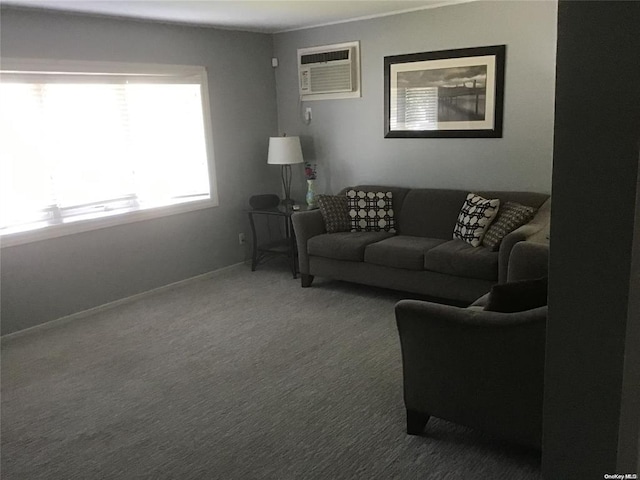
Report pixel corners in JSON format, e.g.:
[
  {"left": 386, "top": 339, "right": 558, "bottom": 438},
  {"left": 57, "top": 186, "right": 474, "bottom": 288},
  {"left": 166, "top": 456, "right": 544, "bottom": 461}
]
[
  {"left": 453, "top": 193, "right": 500, "bottom": 247},
  {"left": 482, "top": 202, "right": 537, "bottom": 251},
  {"left": 346, "top": 190, "right": 396, "bottom": 232},
  {"left": 317, "top": 195, "right": 351, "bottom": 233}
]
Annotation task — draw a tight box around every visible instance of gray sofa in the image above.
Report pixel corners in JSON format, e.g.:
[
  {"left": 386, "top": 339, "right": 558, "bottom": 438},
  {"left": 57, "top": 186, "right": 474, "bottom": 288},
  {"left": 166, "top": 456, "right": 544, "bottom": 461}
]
[{"left": 292, "top": 185, "right": 550, "bottom": 304}]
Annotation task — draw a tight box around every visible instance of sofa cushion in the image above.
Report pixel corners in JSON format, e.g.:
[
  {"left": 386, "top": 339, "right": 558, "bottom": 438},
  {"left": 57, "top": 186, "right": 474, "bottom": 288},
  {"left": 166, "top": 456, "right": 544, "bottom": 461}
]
[
  {"left": 317, "top": 195, "right": 350, "bottom": 233},
  {"left": 482, "top": 202, "right": 537, "bottom": 251},
  {"left": 396, "top": 189, "right": 470, "bottom": 238},
  {"left": 346, "top": 190, "right": 396, "bottom": 232},
  {"left": 364, "top": 236, "right": 447, "bottom": 271},
  {"left": 470, "top": 292, "right": 491, "bottom": 309},
  {"left": 308, "top": 231, "right": 394, "bottom": 262},
  {"left": 453, "top": 193, "right": 500, "bottom": 247},
  {"left": 424, "top": 239, "right": 499, "bottom": 281}
]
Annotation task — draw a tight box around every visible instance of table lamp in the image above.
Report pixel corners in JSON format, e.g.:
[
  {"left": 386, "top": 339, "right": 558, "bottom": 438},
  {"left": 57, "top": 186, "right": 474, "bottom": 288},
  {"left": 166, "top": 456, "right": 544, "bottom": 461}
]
[{"left": 267, "top": 135, "right": 303, "bottom": 205}]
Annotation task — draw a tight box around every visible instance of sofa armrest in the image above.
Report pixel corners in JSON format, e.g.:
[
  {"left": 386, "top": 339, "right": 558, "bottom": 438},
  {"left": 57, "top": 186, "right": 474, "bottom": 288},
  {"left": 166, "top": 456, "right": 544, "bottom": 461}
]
[
  {"left": 395, "top": 299, "right": 546, "bottom": 448},
  {"left": 507, "top": 241, "right": 549, "bottom": 282},
  {"left": 291, "top": 209, "right": 326, "bottom": 274},
  {"left": 498, "top": 198, "right": 551, "bottom": 283}
]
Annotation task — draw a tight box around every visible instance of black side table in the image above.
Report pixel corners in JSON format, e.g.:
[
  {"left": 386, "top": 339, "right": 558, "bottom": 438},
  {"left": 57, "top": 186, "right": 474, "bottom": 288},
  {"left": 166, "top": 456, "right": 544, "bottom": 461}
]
[{"left": 247, "top": 205, "right": 315, "bottom": 278}]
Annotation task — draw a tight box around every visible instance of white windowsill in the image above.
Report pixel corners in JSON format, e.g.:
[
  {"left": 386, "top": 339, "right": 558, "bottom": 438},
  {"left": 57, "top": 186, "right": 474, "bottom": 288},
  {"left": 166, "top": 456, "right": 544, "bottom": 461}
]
[{"left": 0, "top": 198, "right": 219, "bottom": 248}]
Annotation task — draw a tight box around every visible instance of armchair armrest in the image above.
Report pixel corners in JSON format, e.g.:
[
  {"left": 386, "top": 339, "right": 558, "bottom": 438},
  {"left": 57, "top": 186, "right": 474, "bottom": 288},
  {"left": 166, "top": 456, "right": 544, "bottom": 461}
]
[
  {"left": 395, "top": 299, "right": 546, "bottom": 448},
  {"left": 291, "top": 209, "right": 325, "bottom": 275},
  {"left": 498, "top": 198, "right": 551, "bottom": 283}
]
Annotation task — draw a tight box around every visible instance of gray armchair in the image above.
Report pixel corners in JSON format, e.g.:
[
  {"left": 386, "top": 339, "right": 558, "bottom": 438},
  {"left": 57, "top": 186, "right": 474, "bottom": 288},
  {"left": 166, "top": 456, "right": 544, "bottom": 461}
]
[{"left": 394, "top": 241, "right": 549, "bottom": 449}]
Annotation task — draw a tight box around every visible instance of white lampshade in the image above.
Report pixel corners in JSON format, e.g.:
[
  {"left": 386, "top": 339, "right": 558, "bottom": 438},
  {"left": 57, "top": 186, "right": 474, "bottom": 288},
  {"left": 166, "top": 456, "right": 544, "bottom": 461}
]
[{"left": 267, "top": 136, "right": 304, "bottom": 165}]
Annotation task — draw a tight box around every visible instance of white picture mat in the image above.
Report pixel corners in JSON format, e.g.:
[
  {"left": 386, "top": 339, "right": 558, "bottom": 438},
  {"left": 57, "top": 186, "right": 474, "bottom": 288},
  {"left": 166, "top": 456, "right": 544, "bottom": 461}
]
[{"left": 389, "top": 55, "right": 497, "bottom": 131}]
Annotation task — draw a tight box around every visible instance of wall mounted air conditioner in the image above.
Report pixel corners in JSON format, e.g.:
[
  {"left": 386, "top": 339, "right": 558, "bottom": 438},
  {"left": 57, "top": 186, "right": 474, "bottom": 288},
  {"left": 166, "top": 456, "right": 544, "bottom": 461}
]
[{"left": 298, "top": 41, "right": 361, "bottom": 101}]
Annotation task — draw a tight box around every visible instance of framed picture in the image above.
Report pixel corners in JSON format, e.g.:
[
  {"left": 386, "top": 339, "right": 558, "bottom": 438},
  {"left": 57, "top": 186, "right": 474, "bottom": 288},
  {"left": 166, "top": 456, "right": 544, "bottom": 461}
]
[{"left": 384, "top": 45, "right": 506, "bottom": 138}]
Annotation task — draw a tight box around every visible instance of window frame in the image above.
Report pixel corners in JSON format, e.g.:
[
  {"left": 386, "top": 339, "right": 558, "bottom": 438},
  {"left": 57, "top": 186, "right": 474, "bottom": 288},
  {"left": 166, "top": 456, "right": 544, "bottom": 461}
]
[{"left": 0, "top": 58, "right": 219, "bottom": 248}]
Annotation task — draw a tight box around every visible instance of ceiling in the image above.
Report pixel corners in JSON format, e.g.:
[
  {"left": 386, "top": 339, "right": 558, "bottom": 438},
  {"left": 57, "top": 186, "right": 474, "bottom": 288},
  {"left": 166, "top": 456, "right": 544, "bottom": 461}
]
[{"left": 1, "top": 0, "right": 475, "bottom": 33}]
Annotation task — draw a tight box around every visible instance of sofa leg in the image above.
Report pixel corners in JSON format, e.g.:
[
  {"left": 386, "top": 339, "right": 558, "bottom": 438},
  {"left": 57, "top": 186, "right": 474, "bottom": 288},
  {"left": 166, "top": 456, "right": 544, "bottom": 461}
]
[
  {"left": 406, "top": 409, "right": 430, "bottom": 435},
  {"left": 301, "top": 274, "right": 314, "bottom": 288}
]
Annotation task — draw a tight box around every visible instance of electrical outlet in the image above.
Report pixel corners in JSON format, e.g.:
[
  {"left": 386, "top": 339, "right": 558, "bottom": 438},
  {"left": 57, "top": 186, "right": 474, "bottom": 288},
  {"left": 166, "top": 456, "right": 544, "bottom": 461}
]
[{"left": 238, "top": 233, "right": 246, "bottom": 245}]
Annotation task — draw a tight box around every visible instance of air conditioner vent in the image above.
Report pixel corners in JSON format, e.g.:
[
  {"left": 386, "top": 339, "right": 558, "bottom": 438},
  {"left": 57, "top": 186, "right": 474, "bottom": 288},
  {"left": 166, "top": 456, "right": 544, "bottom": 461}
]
[
  {"left": 300, "top": 49, "right": 350, "bottom": 65},
  {"left": 310, "top": 64, "right": 351, "bottom": 92}
]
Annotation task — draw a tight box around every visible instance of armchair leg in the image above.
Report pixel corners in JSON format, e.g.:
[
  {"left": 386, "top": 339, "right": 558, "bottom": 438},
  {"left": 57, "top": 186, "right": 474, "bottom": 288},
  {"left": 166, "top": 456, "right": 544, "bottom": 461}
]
[
  {"left": 406, "top": 409, "right": 430, "bottom": 435},
  {"left": 301, "top": 274, "right": 314, "bottom": 288}
]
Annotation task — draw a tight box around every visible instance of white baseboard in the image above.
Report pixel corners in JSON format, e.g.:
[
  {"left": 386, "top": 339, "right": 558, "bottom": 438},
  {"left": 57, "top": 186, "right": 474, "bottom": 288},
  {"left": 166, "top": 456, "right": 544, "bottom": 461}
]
[{"left": 2, "top": 262, "right": 246, "bottom": 340}]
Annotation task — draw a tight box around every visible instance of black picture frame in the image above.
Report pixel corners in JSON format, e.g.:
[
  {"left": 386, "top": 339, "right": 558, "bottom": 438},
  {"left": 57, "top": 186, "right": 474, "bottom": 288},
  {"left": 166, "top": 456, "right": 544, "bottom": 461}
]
[{"left": 384, "top": 45, "right": 506, "bottom": 138}]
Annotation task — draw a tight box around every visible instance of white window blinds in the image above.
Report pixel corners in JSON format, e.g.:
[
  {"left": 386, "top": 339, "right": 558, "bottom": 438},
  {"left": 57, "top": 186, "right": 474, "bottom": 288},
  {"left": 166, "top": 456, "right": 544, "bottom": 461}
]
[
  {"left": 0, "top": 61, "right": 214, "bottom": 238},
  {"left": 390, "top": 87, "right": 438, "bottom": 131}
]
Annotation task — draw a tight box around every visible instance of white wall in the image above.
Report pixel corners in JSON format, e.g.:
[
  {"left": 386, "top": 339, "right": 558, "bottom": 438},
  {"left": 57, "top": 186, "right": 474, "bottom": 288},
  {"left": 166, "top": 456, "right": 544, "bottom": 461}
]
[
  {"left": 0, "top": 8, "right": 281, "bottom": 334},
  {"left": 274, "top": 0, "right": 558, "bottom": 199}
]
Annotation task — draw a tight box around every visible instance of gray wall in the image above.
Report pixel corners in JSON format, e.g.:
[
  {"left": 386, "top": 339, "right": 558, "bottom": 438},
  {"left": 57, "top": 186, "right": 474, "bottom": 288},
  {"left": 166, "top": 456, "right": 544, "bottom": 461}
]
[
  {"left": 0, "top": 8, "right": 281, "bottom": 334},
  {"left": 273, "top": 1, "right": 558, "bottom": 200},
  {"left": 544, "top": 1, "right": 640, "bottom": 477}
]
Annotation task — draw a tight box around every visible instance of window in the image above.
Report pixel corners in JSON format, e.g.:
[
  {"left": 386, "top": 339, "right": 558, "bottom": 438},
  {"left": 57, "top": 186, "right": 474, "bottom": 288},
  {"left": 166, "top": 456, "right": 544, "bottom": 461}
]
[
  {"left": 390, "top": 87, "right": 438, "bottom": 131},
  {"left": 0, "top": 59, "right": 217, "bottom": 246}
]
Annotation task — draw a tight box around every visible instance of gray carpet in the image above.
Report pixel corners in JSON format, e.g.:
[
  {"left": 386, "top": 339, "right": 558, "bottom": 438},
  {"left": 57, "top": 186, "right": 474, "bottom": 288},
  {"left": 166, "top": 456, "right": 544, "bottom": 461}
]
[{"left": 1, "top": 262, "right": 541, "bottom": 479}]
